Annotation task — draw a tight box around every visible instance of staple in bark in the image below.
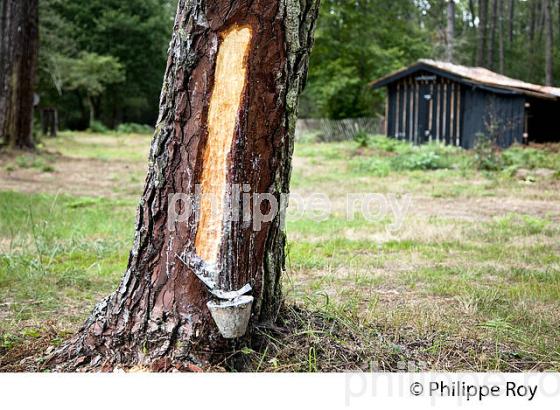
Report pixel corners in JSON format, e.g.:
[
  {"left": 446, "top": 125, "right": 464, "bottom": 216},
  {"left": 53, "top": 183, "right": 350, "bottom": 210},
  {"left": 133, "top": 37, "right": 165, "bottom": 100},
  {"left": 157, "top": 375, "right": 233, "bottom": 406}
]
[{"left": 50, "top": 0, "right": 320, "bottom": 371}]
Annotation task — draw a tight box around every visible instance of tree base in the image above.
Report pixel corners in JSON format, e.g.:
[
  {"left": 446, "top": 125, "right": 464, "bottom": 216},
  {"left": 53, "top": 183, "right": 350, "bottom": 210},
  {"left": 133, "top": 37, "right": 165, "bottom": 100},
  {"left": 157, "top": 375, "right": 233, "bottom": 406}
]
[
  {"left": 46, "top": 296, "right": 235, "bottom": 372},
  {"left": 45, "top": 0, "right": 320, "bottom": 372}
]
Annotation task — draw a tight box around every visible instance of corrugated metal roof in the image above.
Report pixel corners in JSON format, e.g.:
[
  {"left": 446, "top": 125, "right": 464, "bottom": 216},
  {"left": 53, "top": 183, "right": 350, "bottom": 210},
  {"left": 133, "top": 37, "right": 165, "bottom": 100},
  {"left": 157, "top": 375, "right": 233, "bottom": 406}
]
[{"left": 371, "top": 59, "right": 560, "bottom": 99}]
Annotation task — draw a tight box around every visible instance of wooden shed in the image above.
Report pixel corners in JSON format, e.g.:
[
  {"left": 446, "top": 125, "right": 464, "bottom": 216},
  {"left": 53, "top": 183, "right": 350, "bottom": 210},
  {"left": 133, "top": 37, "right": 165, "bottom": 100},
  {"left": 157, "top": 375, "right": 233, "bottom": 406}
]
[{"left": 371, "top": 60, "right": 560, "bottom": 149}]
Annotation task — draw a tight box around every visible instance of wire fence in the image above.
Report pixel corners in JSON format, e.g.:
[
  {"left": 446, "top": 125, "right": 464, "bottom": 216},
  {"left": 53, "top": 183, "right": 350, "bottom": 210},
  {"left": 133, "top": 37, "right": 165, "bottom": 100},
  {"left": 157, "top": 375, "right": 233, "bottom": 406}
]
[{"left": 295, "top": 117, "right": 385, "bottom": 142}]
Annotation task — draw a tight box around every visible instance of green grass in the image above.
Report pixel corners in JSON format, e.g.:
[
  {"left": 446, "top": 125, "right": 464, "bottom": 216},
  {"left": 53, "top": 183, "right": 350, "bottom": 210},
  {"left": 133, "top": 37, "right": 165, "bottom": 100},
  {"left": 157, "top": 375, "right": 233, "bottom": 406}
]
[
  {"left": 42, "top": 131, "right": 152, "bottom": 162},
  {"left": 0, "top": 192, "right": 134, "bottom": 327},
  {"left": 1, "top": 133, "right": 560, "bottom": 371}
]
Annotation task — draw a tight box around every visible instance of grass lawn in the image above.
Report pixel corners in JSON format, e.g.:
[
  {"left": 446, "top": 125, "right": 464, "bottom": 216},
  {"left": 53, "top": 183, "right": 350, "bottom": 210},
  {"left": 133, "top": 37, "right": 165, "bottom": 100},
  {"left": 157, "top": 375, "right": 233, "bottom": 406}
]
[{"left": 1, "top": 132, "right": 559, "bottom": 371}]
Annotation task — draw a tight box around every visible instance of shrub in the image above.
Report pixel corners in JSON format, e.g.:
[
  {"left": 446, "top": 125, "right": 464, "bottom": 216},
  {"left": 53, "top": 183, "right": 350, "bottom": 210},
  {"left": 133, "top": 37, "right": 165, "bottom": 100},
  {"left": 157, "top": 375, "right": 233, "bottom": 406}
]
[
  {"left": 88, "top": 120, "right": 109, "bottom": 134},
  {"left": 390, "top": 144, "right": 458, "bottom": 171},
  {"left": 368, "top": 135, "right": 404, "bottom": 153},
  {"left": 349, "top": 157, "right": 391, "bottom": 176},
  {"left": 13, "top": 155, "right": 55, "bottom": 173},
  {"left": 116, "top": 123, "right": 154, "bottom": 134},
  {"left": 473, "top": 133, "right": 502, "bottom": 171},
  {"left": 349, "top": 137, "right": 462, "bottom": 174},
  {"left": 502, "top": 146, "right": 559, "bottom": 170},
  {"left": 353, "top": 131, "right": 370, "bottom": 148}
]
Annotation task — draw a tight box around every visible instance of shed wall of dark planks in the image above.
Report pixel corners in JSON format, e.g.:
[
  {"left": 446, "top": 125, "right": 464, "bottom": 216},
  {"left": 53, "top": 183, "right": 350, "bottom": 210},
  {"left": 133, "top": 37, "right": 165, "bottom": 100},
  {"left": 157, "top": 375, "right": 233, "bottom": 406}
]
[
  {"left": 386, "top": 72, "right": 527, "bottom": 149},
  {"left": 387, "top": 73, "right": 463, "bottom": 146}
]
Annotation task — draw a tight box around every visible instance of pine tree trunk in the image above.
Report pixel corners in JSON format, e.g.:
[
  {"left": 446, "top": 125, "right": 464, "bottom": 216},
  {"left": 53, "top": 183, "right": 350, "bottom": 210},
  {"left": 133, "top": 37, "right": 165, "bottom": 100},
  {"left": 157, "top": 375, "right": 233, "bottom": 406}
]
[
  {"left": 528, "top": 0, "right": 539, "bottom": 78},
  {"left": 477, "top": 0, "right": 488, "bottom": 66},
  {"left": 446, "top": 1, "right": 456, "bottom": 62},
  {"left": 529, "top": 0, "right": 537, "bottom": 44},
  {"left": 544, "top": 0, "right": 554, "bottom": 85},
  {"left": 50, "top": 0, "right": 320, "bottom": 372},
  {"left": 498, "top": 0, "right": 505, "bottom": 73},
  {"left": 468, "top": 0, "right": 476, "bottom": 26},
  {"left": 86, "top": 96, "right": 95, "bottom": 128},
  {"left": 0, "top": 0, "right": 38, "bottom": 149},
  {"left": 486, "top": 0, "right": 498, "bottom": 68},
  {"left": 508, "top": 0, "right": 514, "bottom": 45}
]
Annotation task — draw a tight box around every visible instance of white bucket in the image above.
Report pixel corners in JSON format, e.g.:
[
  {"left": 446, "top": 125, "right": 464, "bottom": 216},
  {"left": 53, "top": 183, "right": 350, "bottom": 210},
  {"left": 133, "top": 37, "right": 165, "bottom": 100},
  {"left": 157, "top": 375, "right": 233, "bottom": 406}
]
[{"left": 207, "top": 295, "right": 254, "bottom": 339}]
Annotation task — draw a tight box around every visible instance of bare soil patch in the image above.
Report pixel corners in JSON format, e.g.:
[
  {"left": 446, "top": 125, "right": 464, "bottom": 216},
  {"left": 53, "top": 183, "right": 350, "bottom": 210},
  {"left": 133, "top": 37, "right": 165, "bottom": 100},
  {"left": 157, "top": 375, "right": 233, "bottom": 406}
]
[{"left": 0, "top": 152, "right": 146, "bottom": 199}]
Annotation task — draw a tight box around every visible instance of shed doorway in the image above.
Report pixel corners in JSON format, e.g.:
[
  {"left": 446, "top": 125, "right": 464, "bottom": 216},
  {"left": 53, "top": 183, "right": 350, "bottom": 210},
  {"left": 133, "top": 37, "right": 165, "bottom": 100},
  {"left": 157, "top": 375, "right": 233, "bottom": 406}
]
[
  {"left": 417, "top": 82, "right": 433, "bottom": 144},
  {"left": 526, "top": 98, "right": 560, "bottom": 143}
]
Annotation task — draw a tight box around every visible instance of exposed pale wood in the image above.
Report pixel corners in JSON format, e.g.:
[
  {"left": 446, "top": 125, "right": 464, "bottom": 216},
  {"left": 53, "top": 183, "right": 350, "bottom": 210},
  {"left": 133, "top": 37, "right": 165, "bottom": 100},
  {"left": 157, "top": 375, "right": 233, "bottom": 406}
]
[
  {"left": 195, "top": 25, "right": 252, "bottom": 266},
  {"left": 409, "top": 80, "right": 414, "bottom": 141},
  {"left": 414, "top": 82, "right": 419, "bottom": 143},
  {"left": 442, "top": 82, "right": 448, "bottom": 142},
  {"left": 428, "top": 82, "right": 434, "bottom": 142},
  {"left": 450, "top": 82, "right": 455, "bottom": 144},
  {"left": 395, "top": 83, "right": 400, "bottom": 138},
  {"left": 436, "top": 82, "right": 441, "bottom": 142},
  {"left": 455, "top": 85, "right": 461, "bottom": 146}
]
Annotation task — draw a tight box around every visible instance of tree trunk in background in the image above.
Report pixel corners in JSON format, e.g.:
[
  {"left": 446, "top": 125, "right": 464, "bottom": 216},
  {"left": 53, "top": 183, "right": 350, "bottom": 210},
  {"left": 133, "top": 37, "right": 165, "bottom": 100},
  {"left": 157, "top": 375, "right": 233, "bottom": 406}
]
[
  {"left": 528, "top": 0, "right": 539, "bottom": 78},
  {"left": 468, "top": 0, "right": 476, "bottom": 27},
  {"left": 51, "top": 0, "right": 320, "bottom": 372},
  {"left": 538, "top": 1, "right": 545, "bottom": 42},
  {"left": 544, "top": 0, "right": 554, "bottom": 85},
  {"left": 508, "top": 0, "right": 514, "bottom": 45},
  {"left": 446, "top": 0, "right": 456, "bottom": 62},
  {"left": 468, "top": 0, "right": 477, "bottom": 65},
  {"left": 486, "top": 0, "right": 498, "bottom": 68},
  {"left": 86, "top": 96, "right": 95, "bottom": 128},
  {"left": 0, "top": 0, "right": 38, "bottom": 149},
  {"left": 498, "top": 0, "right": 505, "bottom": 73},
  {"left": 529, "top": 0, "right": 540, "bottom": 44},
  {"left": 477, "top": 0, "right": 488, "bottom": 66}
]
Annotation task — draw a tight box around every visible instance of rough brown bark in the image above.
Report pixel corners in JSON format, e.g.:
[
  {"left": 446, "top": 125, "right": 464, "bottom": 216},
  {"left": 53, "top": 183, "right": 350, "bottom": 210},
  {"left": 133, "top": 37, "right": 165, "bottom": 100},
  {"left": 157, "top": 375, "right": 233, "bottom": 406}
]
[
  {"left": 529, "top": 0, "right": 538, "bottom": 44},
  {"left": 41, "top": 108, "right": 58, "bottom": 137},
  {"left": 498, "top": 0, "right": 505, "bottom": 73},
  {"left": 508, "top": 0, "right": 514, "bottom": 45},
  {"left": 528, "top": 0, "right": 540, "bottom": 78},
  {"left": 446, "top": 0, "right": 455, "bottom": 62},
  {"left": 50, "top": 0, "right": 320, "bottom": 372},
  {"left": 486, "top": 0, "right": 498, "bottom": 68},
  {"left": 477, "top": 0, "right": 488, "bottom": 66},
  {"left": 544, "top": 0, "right": 554, "bottom": 85},
  {"left": 0, "top": 0, "right": 38, "bottom": 149}
]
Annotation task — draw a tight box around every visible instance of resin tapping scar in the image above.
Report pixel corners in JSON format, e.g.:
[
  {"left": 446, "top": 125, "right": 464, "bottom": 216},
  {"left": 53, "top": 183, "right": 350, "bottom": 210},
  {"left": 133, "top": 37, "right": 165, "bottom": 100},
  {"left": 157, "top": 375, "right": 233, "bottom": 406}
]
[{"left": 195, "top": 25, "right": 253, "bottom": 266}]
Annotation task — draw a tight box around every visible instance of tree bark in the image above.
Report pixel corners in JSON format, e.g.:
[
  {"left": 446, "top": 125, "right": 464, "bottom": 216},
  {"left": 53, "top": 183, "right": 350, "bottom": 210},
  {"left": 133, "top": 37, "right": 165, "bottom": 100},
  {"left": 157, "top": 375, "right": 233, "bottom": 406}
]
[
  {"left": 86, "top": 95, "right": 95, "bottom": 128},
  {"left": 0, "top": 0, "right": 38, "bottom": 149},
  {"left": 486, "top": 0, "right": 498, "bottom": 68},
  {"left": 544, "top": 0, "right": 554, "bottom": 85},
  {"left": 51, "top": 0, "right": 320, "bottom": 372},
  {"left": 529, "top": 0, "right": 537, "bottom": 44},
  {"left": 468, "top": 0, "right": 476, "bottom": 27},
  {"left": 477, "top": 0, "right": 488, "bottom": 66},
  {"left": 528, "top": 0, "right": 539, "bottom": 78},
  {"left": 498, "top": 0, "right": 505, "bottom": 73},
  {"left": 446, "top": 0, "right": 456, "bottom": 62},
  {"left": 508, "top": 0, "right": 514, "bottom": 45}
]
